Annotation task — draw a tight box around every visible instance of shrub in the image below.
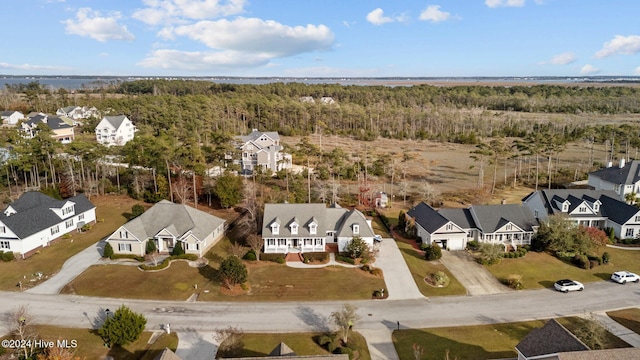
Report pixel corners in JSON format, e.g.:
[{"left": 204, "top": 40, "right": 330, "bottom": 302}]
[
  {"left": 171, "top": 241, "right": 185, "bottom": 256},
  {"left": 316, "top": 335, "right": 332, "bottom": 346},
  {"left": 110, "top": 254, "right": 145, "bottom": 261},
  {"left": 62, "top": 233, "right": 72, "bottom": 239},
  {"left": 337, "top": 255, "right": 355, "bottom": 264},
  {"left": 587, "top": 254, "right": 602, "bottom": 265},
  {"left": 467, "top": 240, "right": 480, "bottom": 250},
  {"left": 572, "top": 254, "right": 590, "bottom": 269},
  {"left": 555, "top": 251, "right": 575, "bottom": 262},
  {"left": 131, "top": 204, "right": 145, "bottom": 218},
  {"left": 302, "top": 252, "right": 329, "bottom": 262},
  {"left": 370, "top": 268, "right": 383, "bottom": 276},
  {"left": 336, "top": 346, "right": 354, "bottom": 358},
  {"left": 261, "top": 253, "right": 286, "bottom": 263},
  {"left": 1, "top": 251, "right": 15, "bottom": 262},
  {"left": 170, "top": 254, "right": 198, "bottom": 261},
  {"left": 503, "top": 274, "right": 524, "bottom": 290},
  {"left": 146, "top": 240, "right": 157, "bottom": 254},
  {"left": 432, "top": 271, "right": 449, "bottom": 287},
  {"left": 243, "top": 251, "right": 257, "bottom": 261},
  {"left": 344, "top": 236, "right": 370, "bottom": 259},
  {"left": 139, "top": 257, "right": 170, "bottom": 270},
  {"left": 424, "top": 245, "right": 442, "bottom": 261},
  {"left": 98, "top": 305, "right": 146, "bottom": 347},
  {"left": 103, "top": 243, "right": 114, "bottom": 258},
  {"left": 219, "top": 255, "right": 248, "bottom": 289},
  {"left": 372, "top": 289, "right": 382, "bottom": 297},
  {"left": 602, "top": 252, "right": 611, "bottom": 264}
]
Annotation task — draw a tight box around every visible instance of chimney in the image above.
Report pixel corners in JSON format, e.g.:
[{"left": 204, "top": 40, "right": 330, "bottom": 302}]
[{"left": 620, "top": 158, "right": 626, "bottom": 168}]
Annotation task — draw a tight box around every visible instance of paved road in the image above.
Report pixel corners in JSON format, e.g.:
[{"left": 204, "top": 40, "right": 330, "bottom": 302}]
[
  {"left": 2, "top": 281, "right": 640, "bottom": 359},
  {"left": 440, "top": 250, "right": 511, "bottom": 295}
]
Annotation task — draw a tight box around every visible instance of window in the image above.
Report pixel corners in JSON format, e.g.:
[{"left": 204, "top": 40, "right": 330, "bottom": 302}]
[
  {"left": 534, "top": 210, "right": 539, "bottom": 218},
  {"left": 562, "top": 204, "right": 568, "bottom": 212},
  {"left": 0, "top": 226, "right": 5, "bottom": 233},
  {"left": 506, "top": 224, "right": 512, "bottom": 231},
  {"left": 635, "top": 215, "right": 640, "bottom": 222},
  {"left": 579, "top": 207, "right": 586, "bottom": 213},
  {"left": 290, "top": 223, "right": 298, "bottom": 235},
  {"left": 278, "top": 239, "right": 287, "bottom": 246},
  {"left": 304, "top": 239, "right": 312, "bottom": 246},
  {"left": 65, "top": 219, "right": 74, "bottom": 228},
  {"left": 315, "top": 239, "right": 323, "bottom": 245},
  {"left": 79, "top": 214, "right": 84, "bottom": 221},
  {"left": 120, "top": 230, "right": 128, "bottom": 239},
  {"left": 50, "top": 225, "right": 59, "bottom": 235},
  {"left": 62, "top": 205, "right": 75, "bottom": 216},
  {"left": 626, "top": 228, "right": 634, "bottom": 237},
  {"left": 0, "top": 241, "right": 9, "bottom": 249},
  {"left": 271, "top": 223, "right": 279, "bottom": 235},
  {"left": 309, "top": 223, "right": 317, "bottom": 235},
  {"left": 446, "top": 224, "right": 453, "bottom": 231},
  {"left": 118, "top": 243, "right": 132, "bottom": 252},
  {"left": 267, "top": 239, "right": 275, "bottom": 246},
  {"left": 353, "top": 224, "right": 359, "bottom": 234}
]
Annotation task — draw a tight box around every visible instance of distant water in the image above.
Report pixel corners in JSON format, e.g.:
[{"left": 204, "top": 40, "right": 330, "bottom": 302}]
[{"left": 2, "top": 75, "right": 640, "bottom": 91}]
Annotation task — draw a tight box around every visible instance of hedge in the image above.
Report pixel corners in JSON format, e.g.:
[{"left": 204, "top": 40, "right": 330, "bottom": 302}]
[
  {"left": 261, "top": 253, "right": 286, "bottom": 263},
  {"left": 302, "top": 252, "right": 329, "bottom": 262},
  {"left": 336, "top": 255, "right": 355, "bottom": 264},
  {"left": 111, "top": 254, "right": 145, "bottom": 262}
]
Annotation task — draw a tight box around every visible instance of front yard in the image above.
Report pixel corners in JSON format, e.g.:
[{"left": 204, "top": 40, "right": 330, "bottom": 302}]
[
  {"left": 483, "top": 247, "right": 640, "bottom": 290},
  {"left": 62, "top": 238, "right": 386, "bottom": 301}
]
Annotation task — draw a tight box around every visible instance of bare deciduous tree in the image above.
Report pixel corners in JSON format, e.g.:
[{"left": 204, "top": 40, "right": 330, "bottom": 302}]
[
  {"left": 246, "top": 234, "right": 264, "bottom": 261},
  {"left": 214, "top": 325, "right": 244, "bottom": 358},
  {"left": 331, "top": 304, "right": 360, "bottom": 345},
  {"left": 6, "top": 305, "right": 38, "bottom": 360},
  {"left": 229, "top": 242, "right": 247, "bottom": 258}
]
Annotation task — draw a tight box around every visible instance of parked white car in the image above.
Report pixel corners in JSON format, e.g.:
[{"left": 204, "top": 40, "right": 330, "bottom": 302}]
[
  {"left": 611, "top": 271, "right": 640, "bottom": 284},
  {"left": 373, "top": 234, "right": 383, "bottom": 242},
  {"left": 554, "top": 279, "right": 584, "bottom": 293}
]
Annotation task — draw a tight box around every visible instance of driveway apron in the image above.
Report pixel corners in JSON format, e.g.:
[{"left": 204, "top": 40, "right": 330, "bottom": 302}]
[
  {"left": 374, "top": 239, "right": 424, "bottom": 300},
  {"left": 439, "top": 250, "right": 511, "bottom": 295}
]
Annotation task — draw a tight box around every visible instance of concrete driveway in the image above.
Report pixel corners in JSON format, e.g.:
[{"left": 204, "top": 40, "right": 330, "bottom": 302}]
[
  {"left": 439, "top": 250, "right": 511, "bottom": 295},
  {"left": 374, "top": 238, "right": 424, "bottom": 300}
]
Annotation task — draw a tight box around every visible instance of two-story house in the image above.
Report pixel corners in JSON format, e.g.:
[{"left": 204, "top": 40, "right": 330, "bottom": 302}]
[
  {"left": 95, "top": 115, "right": 137, "bottom": 146},
  {"left": 587, "top": 159, "right": 640, "bottom": 202},
  {"left": 20, "top": 113, "right": 75, "bottom": 143},
  {"left": 0, "top": 192, "right": 96, "bottom": 258},
  {"left": 0, "top": 111, "right": 24, "bottom": 127},
  {"left": 262, "top": 203, "right": 375, "bottom": 254},
  {"left": 235, "top": 129, "right": 292, "bottom": 173}
]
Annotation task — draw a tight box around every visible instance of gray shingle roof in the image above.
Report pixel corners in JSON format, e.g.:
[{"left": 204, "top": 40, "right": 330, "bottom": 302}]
[
  {"left": 0, "top": 192, "right": 95, "bottom": 239},
  {"left": 535, "top": 189, "right": 617, "bottom": 216},
  {"left": 516, "top": 319, "right": 589, "bottom": 358},
  {"left": 238, "top": 129, "right": 280, "bottom": 143},
  {"left": 468, "top": 204, "right": 537, "bottom": 232},
  {"left": 102, "top": 115, "right": 129, "bottom": 129},
  {"left": 25, "top": 115, "right": 72, "bottom": 130},
  {"left": 269, "top": 342, "right": 296, "bottom": 356},
  {"left": 600, "top": 195, "right": 640, "bottom": 225},
  {"left": 336, "top": 209, "right": 375, "bottom": 238},
  {"left": 438, "top": 207, "right": 476, "bottom": 229},
  {"left": 590, "top": 160, "right": 640, "bottom": 185},
  {"left": 120, "top": 200, "right": 225, "bottom": 242},
  {"left": 407, "top": 202, "right": 450, "bottom": 232}
]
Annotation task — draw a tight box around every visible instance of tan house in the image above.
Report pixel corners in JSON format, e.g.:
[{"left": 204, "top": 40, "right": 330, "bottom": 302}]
[
  {"left": 20, "top": 114, "right": 75, "bottom": 143},
  {"left": 106, "top": 200, "right": 225, "bottom": 258}
]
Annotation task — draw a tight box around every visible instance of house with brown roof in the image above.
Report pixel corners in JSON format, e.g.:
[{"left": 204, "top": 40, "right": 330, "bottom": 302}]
[{"left": 515, "top": 319, "right": 589, "bottom": 360}]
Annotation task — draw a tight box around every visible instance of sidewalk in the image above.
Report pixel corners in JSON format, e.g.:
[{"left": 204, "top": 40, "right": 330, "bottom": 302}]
[{"left": 590, "top": 312, "right": 640, "bottom": 347}]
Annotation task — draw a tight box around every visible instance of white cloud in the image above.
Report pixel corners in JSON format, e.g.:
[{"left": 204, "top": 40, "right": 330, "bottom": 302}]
[
  {"left": 634, "top": 67, "right": 640, "bottom": 75},
  {"left": 133, "top": 0, "right": 246, "bottom": 25},
  {"left": 366, "top": 8, "right": 394, "bottom": 25},
  {"left": 419, "top": 5, "right": 451, "bottom": 22},
  {"left": 595, "top": 35, "right": 640, "bottom": 58},
  {"left": 485, "top": 0, "right": 526, "bottom": 8},
  {"left": 548, "top": 52, "right": 576, "bottom": 65},
  {"left": 63, "top": 8, "right": 134, "bottom": 42},
  {"left": 168, "top": 17, "right": 334, "bottom": 57},
  {"left": 138, "top": 49, "right": 270, "bottom": 70},
  {"left": 580, "top": 64, "right": 599, "bottom": 75},
  {"left": 0, "top": 62, "right": 66, "bottom": 71}
]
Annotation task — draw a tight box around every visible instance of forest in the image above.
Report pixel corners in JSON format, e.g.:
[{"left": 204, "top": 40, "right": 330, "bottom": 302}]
[{"left": 1, "top": 79, "right": 640, "bottom": 209}]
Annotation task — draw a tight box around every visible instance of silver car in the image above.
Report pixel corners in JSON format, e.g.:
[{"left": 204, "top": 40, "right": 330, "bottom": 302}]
[{"left": 554, "top": 279, "right": 584, "bottom": 293}]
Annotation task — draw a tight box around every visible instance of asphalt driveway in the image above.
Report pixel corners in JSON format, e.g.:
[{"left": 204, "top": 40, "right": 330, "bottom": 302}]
[{"left": 440, "top": 250, "right": 511, "bottom": 295}]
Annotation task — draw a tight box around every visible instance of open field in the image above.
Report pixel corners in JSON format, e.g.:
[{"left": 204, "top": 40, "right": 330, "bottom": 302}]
[
  {"left": 0, "top": 325, "right": 177, "bottom": 360},
  {"left": 483, "top": 247, "right": 640, "bottom": 290},
  {"left": 0, "top": 194, "right": 145, "bottom": 291}
]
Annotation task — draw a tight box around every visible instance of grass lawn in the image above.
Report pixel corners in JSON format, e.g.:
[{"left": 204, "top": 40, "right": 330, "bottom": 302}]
[
  {"left": 1, "top": 325, "right": 177, "bottom": 360},
  {"left": 482, "top": 247, "right": 640, "bottom": 290},
  {"left": 556, "top": 316, "right": 632, "bottom": 349},
  {"left": 393, "top": 316, "right": 630, "bottom": 360},
  {"left": 395, "top": 239, "right": 466, "bottom": 297},
  {"left": 63, "top": 238, "right": 386, "bottom": 301},
  {"left": 393, "top": 320, "right": 546, "bottom": 360},
  {"left": 225, "top": 331, "right": 369, "bottom": 359},
  {"left": 607, "top": 308, "right": 640, "bottom": 336},
  {"left": 0, "top": 195, "right": 145, "bottom": 291}
]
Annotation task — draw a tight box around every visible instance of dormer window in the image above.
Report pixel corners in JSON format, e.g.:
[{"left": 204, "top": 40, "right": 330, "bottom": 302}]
[
  {"left": 579, "top": 206, "right": 586, "bottom": 213},
  {"left": 562, "top": 203, "right": 568, "bottom": 212},
  {"left": 353, "top": 224, "right": 360, "bottom": 235},
  {"left": 271, "top": 223, "right": 280, "bottom": 235},
  {"left": 594, "top": 203, "right": 600, "bottom": 211},
  {"left": 309, "top": 223, "right": 317, "bottom": 235},
  {"left": 290, "top": 223, "right": 298, "bottom": 235},
  {"left": 120, "top": 230, "right": 128, "bottom": 239},
  {"left": 446, "top": 224, "right": 453, "bottom": 231}
]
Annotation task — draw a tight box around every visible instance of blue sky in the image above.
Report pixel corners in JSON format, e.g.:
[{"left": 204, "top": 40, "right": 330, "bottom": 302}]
[{"left": 2, "top": 0, "right": 640, "bottom": 77}]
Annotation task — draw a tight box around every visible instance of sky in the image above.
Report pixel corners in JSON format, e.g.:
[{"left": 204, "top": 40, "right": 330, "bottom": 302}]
[{"left": 2, "top": 0, "right": 640, "bottom": 77}]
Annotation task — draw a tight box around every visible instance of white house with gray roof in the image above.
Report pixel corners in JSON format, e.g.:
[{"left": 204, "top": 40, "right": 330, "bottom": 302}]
[
  {"left": 0, "top": 192, "right": 96, "bottom": 258},
  {"left": 95, "top": 115, "right": 137, "bottom": 146},
  {"left": 588, "top": 159, "right": 640, "bottom": 202},
  {"left": 262, "top": 203, "right": 375, "bottom": 254},
  {"left": 0, "top": 110, "right": 24, "bottom": 127},
  {"left": 105, "top": 200, "right": 225, "bottom": 258},
  {"left": 407, "top": 202, "right": 538, "bottom": 250},
  {"left": 235, "top": 129, "right": 292, "bottom": 173}
]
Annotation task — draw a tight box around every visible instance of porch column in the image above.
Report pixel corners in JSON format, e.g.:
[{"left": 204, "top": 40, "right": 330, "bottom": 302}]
[{"left": 157, "top": 238, "right": 163, "bottom": 252}]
